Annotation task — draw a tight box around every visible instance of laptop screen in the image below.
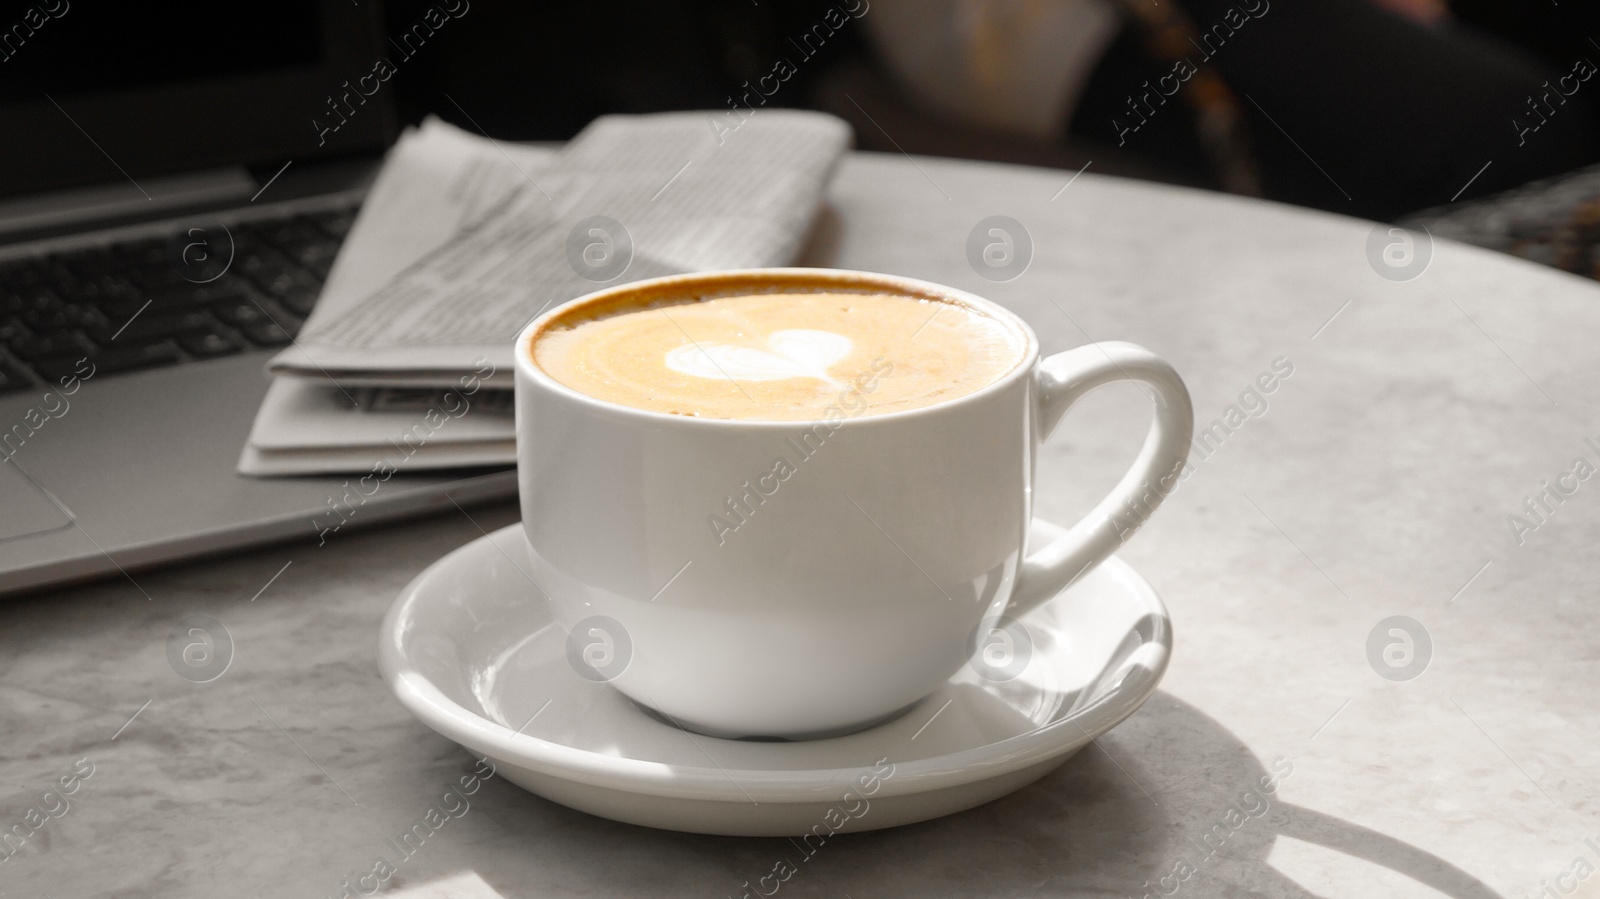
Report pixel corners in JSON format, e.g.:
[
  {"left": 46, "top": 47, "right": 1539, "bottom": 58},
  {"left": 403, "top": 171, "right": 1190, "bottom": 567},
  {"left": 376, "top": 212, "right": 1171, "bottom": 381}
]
[
  {"left": 0, "top": 4, "right": 323, "bottom": 101},
  {"left": 0, "top": 0, "right": 396, "bottom": 199}
]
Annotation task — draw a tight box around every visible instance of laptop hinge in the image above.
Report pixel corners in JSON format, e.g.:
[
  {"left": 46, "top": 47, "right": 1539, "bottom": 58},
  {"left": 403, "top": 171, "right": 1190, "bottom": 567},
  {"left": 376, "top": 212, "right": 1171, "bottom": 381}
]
[{"left": 0, "top": 167, "right": 258, "bottom": 239}]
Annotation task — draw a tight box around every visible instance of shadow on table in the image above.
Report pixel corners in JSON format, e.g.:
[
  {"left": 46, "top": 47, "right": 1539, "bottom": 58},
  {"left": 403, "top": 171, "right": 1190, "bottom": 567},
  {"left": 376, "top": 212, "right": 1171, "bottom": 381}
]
[{"left": 462, "top": 690, "right": 1503, "bottom": 898}]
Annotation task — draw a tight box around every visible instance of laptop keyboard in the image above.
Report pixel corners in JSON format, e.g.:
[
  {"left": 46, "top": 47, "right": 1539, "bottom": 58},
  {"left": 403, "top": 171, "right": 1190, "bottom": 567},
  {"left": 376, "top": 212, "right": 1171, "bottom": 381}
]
[{"left": 0, "top": 205, "right": 357, "bottom": 394}]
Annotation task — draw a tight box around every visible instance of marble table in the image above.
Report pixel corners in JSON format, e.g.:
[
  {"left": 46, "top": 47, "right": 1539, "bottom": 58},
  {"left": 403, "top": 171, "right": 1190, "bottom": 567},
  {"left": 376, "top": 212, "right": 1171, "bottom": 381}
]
[{"left": 3, "top": 150, "right": 1593, "bottom": 898}]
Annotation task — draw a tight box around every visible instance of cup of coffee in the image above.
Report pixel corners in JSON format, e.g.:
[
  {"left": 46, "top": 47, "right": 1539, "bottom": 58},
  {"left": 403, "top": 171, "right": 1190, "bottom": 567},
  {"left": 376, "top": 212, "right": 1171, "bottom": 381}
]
[{"left": 515, "top": 268, "right": 1192, "bottom": 739}]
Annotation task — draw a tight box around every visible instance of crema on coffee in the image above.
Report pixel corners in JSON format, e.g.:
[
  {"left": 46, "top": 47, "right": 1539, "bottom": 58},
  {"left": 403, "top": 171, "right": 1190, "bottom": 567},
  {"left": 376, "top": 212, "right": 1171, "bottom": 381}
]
[{"left": 532, "top": 291, "right": 1026, "bottom": 421}]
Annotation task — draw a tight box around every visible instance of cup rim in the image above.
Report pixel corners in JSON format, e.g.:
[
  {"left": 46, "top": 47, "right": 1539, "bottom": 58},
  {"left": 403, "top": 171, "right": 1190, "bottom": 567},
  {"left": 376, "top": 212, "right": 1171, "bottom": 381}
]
[{"left": 514, "top": 267, "right": 1042, "bottom": 428}]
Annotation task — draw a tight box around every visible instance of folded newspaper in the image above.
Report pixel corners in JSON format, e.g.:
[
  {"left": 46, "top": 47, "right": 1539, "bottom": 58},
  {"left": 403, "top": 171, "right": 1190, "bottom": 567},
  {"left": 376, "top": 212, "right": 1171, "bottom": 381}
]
[{"left": 240, "top": 110, "right": 851, "bottom": 476}]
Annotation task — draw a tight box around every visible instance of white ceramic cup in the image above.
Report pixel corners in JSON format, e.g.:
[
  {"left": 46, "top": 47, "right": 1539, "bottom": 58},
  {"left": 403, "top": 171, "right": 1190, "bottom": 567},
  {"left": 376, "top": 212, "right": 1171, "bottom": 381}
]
[{"left": 515, "top": 268, "right": 1193, "bottom": 739}]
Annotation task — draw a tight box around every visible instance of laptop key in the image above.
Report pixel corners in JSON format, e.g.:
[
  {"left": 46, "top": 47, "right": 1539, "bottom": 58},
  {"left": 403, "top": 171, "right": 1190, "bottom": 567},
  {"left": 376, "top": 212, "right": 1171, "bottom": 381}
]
[
  {"left": 177, "top": 329, "right": 244, "bottom": 358},
  {"left": 21, "top": 307, "right": 67, "bottom": 333},
  {"left": 277, "top": 287, "right": 320, "bottom": 316},
  {"left": 23, "top": 304, "right": 107, "bottom": 334},
  {"left": 245, "top": 259, "right": 310, "bottom": 295},
  {"left": 12, "top": 286, "right": 64, "bottom": 311},
  {"left": 145, "top": 274, "right": 249, "bottom": 308},
  {"left": 63, "top": 276, "right": 142, "bottom": 311},
  {"left": 99, "top": 340, "right": 185, "bottom": 372},
  {"left": 0, "top": 260, "right": 71, "bottom": 291},
  {"left": 11, "top": 333, "right": 93, "bottom": 361},
  {"left": 196, "top": 272, "right": 254, "bottom": 296},
  {"left": 132, "top": 266, "right": 194, "bottom": 294},
  {"left": 251, "top": 218, "right": 325, "bottom": 250},
  {"left": 27, "top": 355, "right": 82, "bottom": 383},
  {"left": 90, "top": 310, "right": 213, "bottom": 344},
  {"left": 243, "top": 322, "right": 293, "bottom": 347},
  {"left": 235, "top": 240, "right": 289, "bottom": 275},
  {"left": 303, "top": 257, "right": 334, "bottom": 281},
  {"left": 91, "top": 294, "right": 153, "bottom": 320},
  {"left": 213, "top": 297, "right": 273, "bottom": 328},
  {"left": 308, "top": 209, "right": 357, "bottom": 239},
  {"left": 144, "top": 284, "right": 210, "bottom": 310}
]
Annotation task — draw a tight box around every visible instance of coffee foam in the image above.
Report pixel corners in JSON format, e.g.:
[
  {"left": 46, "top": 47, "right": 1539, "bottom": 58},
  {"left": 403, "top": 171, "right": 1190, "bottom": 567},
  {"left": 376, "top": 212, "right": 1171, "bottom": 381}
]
[{"left": 531, "top": 284, "right": 1027, "bottom": 421}]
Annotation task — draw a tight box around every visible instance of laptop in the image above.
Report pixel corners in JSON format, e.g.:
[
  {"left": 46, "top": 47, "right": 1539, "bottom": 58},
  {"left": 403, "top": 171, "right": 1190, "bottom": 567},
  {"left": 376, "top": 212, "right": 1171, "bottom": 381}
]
[{"left": 0, "top": 1, "right": 516, "bottom": 596}]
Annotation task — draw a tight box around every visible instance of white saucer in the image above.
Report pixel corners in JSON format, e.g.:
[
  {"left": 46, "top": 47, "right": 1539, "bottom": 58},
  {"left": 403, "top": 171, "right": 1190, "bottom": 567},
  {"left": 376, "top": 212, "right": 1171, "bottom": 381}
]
[{"left": 378, "top": 521, "right": 1172, "bottom": 836}]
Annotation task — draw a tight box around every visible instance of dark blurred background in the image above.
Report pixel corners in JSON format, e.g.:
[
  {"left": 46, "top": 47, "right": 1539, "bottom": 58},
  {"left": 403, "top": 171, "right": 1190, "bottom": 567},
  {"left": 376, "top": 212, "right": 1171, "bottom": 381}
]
[
  {"left": 383, "top": 0, "right": 1600, "bottom": 226},
  {"left": 6, "top": 0, "right": 1600, "bottom": 275}
]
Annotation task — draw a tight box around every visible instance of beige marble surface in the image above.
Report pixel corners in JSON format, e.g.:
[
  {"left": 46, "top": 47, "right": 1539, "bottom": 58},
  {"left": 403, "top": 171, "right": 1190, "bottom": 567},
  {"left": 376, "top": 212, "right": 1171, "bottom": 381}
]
[{"left": 2, "top": 152, "right": 1594, "bottom": 898}]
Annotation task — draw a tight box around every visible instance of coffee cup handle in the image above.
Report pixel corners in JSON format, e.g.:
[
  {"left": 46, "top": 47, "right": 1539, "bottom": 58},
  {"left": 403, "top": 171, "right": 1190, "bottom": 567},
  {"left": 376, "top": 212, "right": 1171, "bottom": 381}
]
[{"left": 1007, "top": 341, "right": 1194, "bottom": 617}]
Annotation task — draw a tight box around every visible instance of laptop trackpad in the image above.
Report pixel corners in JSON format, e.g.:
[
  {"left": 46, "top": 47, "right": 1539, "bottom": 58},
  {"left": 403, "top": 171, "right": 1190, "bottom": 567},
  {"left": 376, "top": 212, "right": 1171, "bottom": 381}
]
[{"left": 0, "top": 460, "right": 73, "bottom": 542}]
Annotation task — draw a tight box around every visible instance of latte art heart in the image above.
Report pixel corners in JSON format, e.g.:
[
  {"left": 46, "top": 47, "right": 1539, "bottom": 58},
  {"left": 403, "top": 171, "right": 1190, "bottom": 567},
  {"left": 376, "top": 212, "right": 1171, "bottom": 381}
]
[{"left": 665, "top": 329, "right": 852, "bottom": 385}]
